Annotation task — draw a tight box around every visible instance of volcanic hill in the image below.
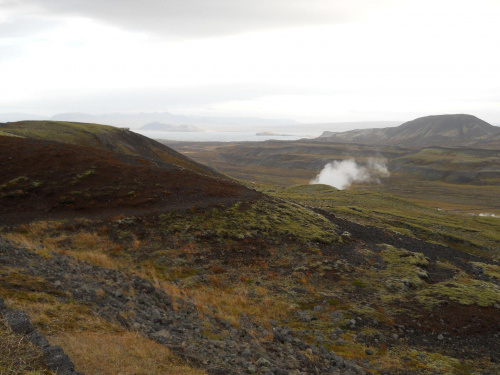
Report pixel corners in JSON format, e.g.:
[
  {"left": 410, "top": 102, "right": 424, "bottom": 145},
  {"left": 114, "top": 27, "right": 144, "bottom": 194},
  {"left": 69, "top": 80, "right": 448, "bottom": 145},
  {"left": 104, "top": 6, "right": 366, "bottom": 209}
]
[
  {"left": 0, "top": 120, "right": 219, "bottom": 177},
  {"left": 0, "top": 121, "right": 261, "bottom": 224},
  {"left": 319, "top": 114, "right": 500, "bottom": 148}
]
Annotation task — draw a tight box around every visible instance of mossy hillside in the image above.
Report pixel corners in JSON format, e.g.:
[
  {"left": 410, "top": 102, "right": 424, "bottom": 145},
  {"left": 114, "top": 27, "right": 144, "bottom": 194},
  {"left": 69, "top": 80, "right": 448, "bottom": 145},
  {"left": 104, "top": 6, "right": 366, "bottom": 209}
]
[
  {"left": 284, "top": 184, "right": 339, "bottom": 195},
  {"left": 159, "top": 198, "right": 339, "bottom": 244},
  {"left": 404, "top": 348, "right": 490, "bottom": 375},
  {"left": 0, "top": 130, "right": 23, "bottom": 138},
  {"left": 393, "top": 147, "right": 500, "bottom": 172},
  {"left": 167, "top": 139, "right": 500, "bottom": 213},
  {"left": 0, "top": 121, "right": 122, "bottom": 149},
  {"left": 274, "top": 186, "right": 500, "bottom": 259}
]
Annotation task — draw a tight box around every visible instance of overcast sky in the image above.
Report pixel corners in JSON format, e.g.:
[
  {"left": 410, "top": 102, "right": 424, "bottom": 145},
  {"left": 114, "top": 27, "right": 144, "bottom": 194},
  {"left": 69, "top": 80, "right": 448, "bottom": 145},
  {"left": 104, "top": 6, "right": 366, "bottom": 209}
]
[{"left": 1, "top": 0, "right": 500, "bottom": 124}]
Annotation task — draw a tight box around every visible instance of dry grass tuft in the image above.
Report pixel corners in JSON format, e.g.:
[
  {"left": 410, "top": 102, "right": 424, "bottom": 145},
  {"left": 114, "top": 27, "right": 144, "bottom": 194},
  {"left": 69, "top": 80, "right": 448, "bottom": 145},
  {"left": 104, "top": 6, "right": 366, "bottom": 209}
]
[
  {"left": 2, "top": 293, "right": 121, "bottom": 336},
  {"left": 50, "top": 331, "right": 206, "bottom": 375},
  {"left": 0, "top": 319, "right": 52, "bottom": 374},
  {"left": 188, "top": 284, "right": 287, "bottom": 330},
  {"left": 4, "top": 221, "right": 127, "bottom": 269}
]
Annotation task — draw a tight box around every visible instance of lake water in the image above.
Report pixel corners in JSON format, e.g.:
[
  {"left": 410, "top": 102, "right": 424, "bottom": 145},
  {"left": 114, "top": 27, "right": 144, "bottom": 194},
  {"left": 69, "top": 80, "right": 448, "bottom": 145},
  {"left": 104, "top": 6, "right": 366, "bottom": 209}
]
[{"left": 134, "top": 130, "right": 322, "bottom": 142}]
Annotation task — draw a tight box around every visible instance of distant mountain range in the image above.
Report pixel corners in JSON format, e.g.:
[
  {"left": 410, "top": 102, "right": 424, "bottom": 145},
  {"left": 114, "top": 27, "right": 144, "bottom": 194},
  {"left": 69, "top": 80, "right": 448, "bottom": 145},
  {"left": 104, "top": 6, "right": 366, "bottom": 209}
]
[
  {"left": 318, "top": 114, "right": 500, "bottom": 148},
  {"left": 139, "top": 122, "right": 201, "bottom": 132},
  {"left": 0, "top": 112, "right": 299, "bottom": 129}
]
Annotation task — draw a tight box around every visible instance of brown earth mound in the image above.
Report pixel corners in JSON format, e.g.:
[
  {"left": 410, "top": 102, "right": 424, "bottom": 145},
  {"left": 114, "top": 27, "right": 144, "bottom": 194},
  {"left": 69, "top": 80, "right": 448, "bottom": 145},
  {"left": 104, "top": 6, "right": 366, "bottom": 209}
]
[{"left": 0, "top": 136, "right": 260, "bottom": 224}]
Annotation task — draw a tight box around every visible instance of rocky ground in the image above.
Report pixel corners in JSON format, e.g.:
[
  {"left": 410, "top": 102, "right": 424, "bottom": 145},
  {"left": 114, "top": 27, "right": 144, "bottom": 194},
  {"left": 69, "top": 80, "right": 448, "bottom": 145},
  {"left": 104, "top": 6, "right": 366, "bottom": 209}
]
[
  {"left": 0, "top": 237, "right": 365, "bottom": 375},
  {"left": 1, "top": 203, "right": 499, "bottom": 374}
]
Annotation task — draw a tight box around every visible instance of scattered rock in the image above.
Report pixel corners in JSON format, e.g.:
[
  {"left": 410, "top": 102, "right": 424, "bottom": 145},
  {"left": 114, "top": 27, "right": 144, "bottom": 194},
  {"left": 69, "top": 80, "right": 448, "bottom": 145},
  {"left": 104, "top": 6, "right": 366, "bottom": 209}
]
[
  {"left": 0, "top": 296, "right": 6, "bottom": 313},
  {"left": 42, "top": 345, "right": 77, "bottom": 375},
  {"left": 0, "top": 238, "right": 365, "bottom": 375},
  {"left": 5, "top": 310, "right": 34, "bottom": 335},
  {"left": 296, "top": 311, "right": 312, "bottom": 323},
  {"left": 0, "top": 294, "right": 80, "bottom": 375},
  {"left": 152, "top": 329, "right": 171, "bottom": 339},
  {"left": 257, "top": 357, "right": 272, "bottom": 366},
  {"left": 330, "top": 311, "right": 344, "bottom": 321},
  {"left": 242, "top": 348, "right": 253, "bottom": 359},
  {"left": 27, "top": 331, "right": 50, "bottom": 348}
]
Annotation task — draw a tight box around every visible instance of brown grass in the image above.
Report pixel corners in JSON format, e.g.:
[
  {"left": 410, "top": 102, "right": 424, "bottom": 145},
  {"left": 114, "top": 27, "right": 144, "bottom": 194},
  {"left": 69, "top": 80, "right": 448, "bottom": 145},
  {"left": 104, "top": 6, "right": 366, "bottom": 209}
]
[
  {"left": 3, "top": 297, "right": 121, "bottom": 336},
  {"left": 4, "top": 222, "right": 126, "bottom": 269},
  {"left": 0, "top": 319, "right": 53, "bottom": 374},
  {"left": 187, "top": 284, "right": 288, "bottom": 331},
  {"left": 50, "top": 331, "right": 206, "bottom": 375}
]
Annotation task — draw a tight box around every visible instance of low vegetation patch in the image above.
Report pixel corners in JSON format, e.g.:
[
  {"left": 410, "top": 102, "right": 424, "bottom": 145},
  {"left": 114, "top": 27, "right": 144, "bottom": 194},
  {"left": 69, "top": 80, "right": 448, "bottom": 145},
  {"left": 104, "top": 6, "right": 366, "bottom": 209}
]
[
  {"left": 415, "top": 277, "right": 500, "bottom": 308},
  {"left": 51, "top": 331, "right": 206, "bottom": 375},
  {"left": 380, "top": 245, "right": 429, "bottom": 292},
  {"left": 159, "top": 198, "right": 339, "bottom": 244}
]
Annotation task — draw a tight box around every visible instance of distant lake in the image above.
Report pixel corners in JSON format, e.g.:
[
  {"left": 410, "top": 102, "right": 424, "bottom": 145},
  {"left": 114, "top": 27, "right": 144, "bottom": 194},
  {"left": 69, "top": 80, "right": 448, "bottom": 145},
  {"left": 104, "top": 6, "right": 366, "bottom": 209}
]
[{"left": 134, "top": 130, "right": 322, "bottom": 142}]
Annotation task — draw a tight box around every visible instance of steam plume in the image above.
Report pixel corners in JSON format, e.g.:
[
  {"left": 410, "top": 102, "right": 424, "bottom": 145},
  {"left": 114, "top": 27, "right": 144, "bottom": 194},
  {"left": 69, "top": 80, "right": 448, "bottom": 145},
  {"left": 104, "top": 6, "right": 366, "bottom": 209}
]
[{"left": 310, "top": 158, "right": 390, "bottom": 190}]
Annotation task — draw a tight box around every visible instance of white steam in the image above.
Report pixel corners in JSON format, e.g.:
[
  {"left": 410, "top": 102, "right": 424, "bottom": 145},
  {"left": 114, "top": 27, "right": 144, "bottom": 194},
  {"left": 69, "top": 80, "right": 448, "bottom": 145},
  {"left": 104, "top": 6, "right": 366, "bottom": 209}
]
[{"left": 310, "top": 158, "right": 390, "bottom": 190}]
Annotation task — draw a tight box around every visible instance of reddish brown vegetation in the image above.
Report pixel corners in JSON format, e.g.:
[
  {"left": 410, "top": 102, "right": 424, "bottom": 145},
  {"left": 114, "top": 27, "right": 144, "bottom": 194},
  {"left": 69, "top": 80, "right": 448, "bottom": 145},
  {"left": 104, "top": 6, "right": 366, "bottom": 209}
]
[{"left": 0, "top": 136, "right": 260, "bottom": 224}]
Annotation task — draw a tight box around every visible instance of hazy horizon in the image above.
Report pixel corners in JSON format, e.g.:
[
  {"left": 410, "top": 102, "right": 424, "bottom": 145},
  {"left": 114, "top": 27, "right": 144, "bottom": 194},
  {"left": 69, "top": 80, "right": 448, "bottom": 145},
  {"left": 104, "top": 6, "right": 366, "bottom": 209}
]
[
  {"left": 1, "top": 1, "right": 500, "bottom": 125},
  {"left": 0, "top": 110, "right": 408, "bottom": 133}
]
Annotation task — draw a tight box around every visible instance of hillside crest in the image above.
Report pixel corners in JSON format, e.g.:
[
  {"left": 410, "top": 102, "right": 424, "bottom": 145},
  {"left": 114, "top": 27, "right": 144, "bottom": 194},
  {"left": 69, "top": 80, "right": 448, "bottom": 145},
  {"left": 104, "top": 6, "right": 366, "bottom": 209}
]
[{"left": 319, "top": 114, "right": 500, "bottom": 147}]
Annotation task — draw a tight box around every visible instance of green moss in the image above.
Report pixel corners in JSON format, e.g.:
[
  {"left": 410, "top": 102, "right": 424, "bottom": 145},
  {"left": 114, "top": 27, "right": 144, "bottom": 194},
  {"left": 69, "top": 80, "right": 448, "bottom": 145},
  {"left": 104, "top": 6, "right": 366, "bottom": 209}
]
[
  {"left": 159, "top": 198, "right": 339, "bottom": 244},
  {"left": 0, "top": 269, "right": 64, "bottom": 301},
  {"left": 407, "top": 349, "right": 460, "bottom": 374},
  {"left": 0, "top": 130, "right": 24, "bottom": 137},
  {"left": 380, "top": 245, "right": 428, "bottom": 292},
  {"left": 471, "top": 262, "right": 500, "bottom": 281},
  {"left": 0, "top": 176, "right": 29, "bottom": 190},
  {"left": 351, "top": 279, "right": 372, "bottom": 289},
  {"left": 385, "top": 226, "right": 415, "bottom": 237},
  {"left": 284, "top": 184, "right": 338, "bottom": 194},
  {"left": 416, "top": 278, "right": 500, "bottom": 308},
  {"left": 72, "top": 168, "right": 96, "bottom": 184}
]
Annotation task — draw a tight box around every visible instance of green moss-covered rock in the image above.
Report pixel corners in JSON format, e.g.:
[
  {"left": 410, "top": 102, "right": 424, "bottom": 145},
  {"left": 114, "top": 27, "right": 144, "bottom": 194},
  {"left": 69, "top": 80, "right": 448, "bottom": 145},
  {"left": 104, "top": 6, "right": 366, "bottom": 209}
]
[
  {"left": 380, "top": 245, "right": 429, "bottom": 292},
  {"left": 415, "top": 277, "right": 500, "bottom": 308}
]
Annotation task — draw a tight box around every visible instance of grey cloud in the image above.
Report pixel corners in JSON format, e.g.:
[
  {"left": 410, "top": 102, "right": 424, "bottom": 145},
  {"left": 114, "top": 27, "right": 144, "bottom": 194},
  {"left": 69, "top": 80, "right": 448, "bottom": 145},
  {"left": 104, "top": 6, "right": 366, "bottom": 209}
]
[
  {"left": 0, "top": 15, "right": 59, "bottom": 37},
  {"left": 12, "top": 0, "right": 349, "bottom": 37},
  {"left": 0, "top": 44, "right": 24, "bottom": 62},
  {"left": 0, "top": 83, "right": 310, "bottom": 113}
]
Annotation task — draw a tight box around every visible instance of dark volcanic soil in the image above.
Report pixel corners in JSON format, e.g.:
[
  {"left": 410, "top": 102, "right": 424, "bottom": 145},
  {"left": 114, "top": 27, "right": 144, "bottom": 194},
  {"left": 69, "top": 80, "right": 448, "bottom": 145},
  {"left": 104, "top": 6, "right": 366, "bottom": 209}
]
[{"left": 0, "top": 136, "right": 261, "bottom": 224}]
